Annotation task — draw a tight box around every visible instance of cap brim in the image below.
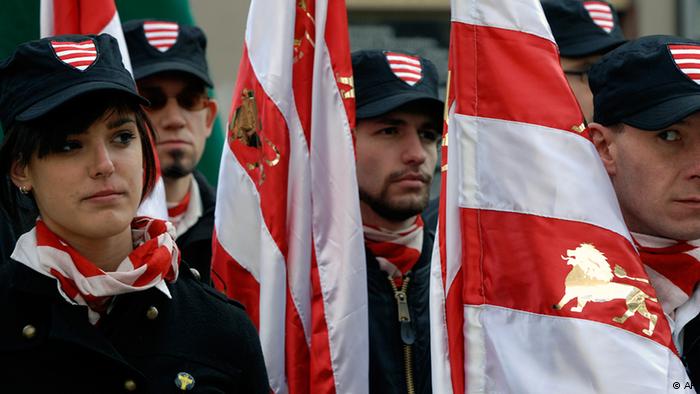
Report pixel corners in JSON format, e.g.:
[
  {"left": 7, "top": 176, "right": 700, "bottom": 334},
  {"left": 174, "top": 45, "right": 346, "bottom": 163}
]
[
  {"left": 621, "top": 94, "right": 700, "bottom": 130},
  {"left": 357, "top": 91, "right": 444, "bottom": 119},
  {"left": 15, "top": 81, "right": 148, "bottom": 123},
  {"left": 133, "top": 61, "right": 213, "bottom": 87},
  {"left": 559, "top": 37, "right": 627, "bottom": 58}
]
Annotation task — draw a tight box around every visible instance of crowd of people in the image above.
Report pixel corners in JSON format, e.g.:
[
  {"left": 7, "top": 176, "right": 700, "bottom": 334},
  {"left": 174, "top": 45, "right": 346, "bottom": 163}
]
[{"left": 1, "top": 0, "right": 700, "bottom": 392}]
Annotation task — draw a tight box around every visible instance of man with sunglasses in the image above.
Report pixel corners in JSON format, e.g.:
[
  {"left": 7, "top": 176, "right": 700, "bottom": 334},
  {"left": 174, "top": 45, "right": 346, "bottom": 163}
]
[
  {"left": 124, "top": 20, "right": 218, "bottom": 284},
  {"left": 542, "top": 0, "right": 626, "bottom": 122}
]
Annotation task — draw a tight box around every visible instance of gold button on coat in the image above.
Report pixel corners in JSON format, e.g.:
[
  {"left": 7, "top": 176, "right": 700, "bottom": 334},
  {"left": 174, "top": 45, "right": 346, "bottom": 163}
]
[
  {"left": 174, "top": 372, "right": 195, "bottom": 390},
  {"left": 124, "top": 379, "right": 137, "bottom": 391},
  {"left": 22, "top": 324, "right": 36, "bottom": 339},
  {"left": 146, "top": 306, "right": 159, "bottom": 320}
]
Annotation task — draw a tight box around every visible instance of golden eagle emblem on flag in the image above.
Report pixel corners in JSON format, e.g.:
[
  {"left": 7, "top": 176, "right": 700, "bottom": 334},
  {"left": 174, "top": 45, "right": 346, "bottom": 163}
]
[{"left": 229, "top": 89, "right": 280, "bottom": 184}]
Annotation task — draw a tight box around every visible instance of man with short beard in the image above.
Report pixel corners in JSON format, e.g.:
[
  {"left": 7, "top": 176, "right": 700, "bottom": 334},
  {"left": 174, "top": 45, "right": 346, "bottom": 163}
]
[
  {"left": 124, "top": 20, "right": 218, "bottom": 283},
  {"left": 352, "top": 50, "right": 443, "bottom": 394},
  {"left": 588, "top": 35, "right": 700, "bottom": 387}
]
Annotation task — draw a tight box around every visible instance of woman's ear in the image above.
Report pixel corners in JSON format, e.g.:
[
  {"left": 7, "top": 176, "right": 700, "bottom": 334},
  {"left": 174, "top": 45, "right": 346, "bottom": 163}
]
[
  {"left": 589, "top": 122, "right": 617, "bottom": 177},
  {"left": 10, "top": 158, "right": 32, "bottom": 191}
]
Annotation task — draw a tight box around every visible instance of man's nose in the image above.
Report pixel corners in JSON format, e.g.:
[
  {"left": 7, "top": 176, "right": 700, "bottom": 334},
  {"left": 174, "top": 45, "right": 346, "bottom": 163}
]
[
  {"left": 157, "top": 97, "right": 187, "bottom": 131},
  {"left": 401, "top": 132, "right": 427, "bottom": 165}
]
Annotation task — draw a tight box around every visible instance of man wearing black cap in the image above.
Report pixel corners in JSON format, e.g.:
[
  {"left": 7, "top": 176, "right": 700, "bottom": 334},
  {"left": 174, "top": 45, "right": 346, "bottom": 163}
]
[
  {"left": 352, "top": 49, "right": 443, "bottom": 394},
  {"left": 542, "top": 0, "right": 626, "bottom": 122},
  {"left": 124, "top": 20, "right": 218, "bottom": 284},
  {"left": 588, "top": 35, "right": 700, "bottom": 387}
]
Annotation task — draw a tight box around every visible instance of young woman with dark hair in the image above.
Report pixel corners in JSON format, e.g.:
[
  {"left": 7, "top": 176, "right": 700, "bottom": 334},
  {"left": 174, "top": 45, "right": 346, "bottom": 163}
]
[{"left": 0, "top": 34, "right": 268, "bottom": 393}]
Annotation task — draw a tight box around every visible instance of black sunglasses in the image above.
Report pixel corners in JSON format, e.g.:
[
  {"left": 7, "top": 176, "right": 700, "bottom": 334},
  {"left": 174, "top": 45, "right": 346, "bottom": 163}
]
[{"left": 140, "top": 87, "right": 209, "bottom": 111}]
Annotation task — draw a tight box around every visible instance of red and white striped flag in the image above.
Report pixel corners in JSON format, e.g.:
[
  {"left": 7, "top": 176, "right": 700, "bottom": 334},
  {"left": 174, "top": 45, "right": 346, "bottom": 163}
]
[
  {"left": 50, "top": 40, "right": 97, "bottom": 71},
  {"left": 670, "top": 44, "right": 700, "bottom": 85},
  {"left": 385, "top": 51, "right": 423, "bottom": 86},
  {"left": 211, "top": 0, "right": 367, "bottom": 393},
  {"left": 430, "top": 1, "right": 692, "bottom": 393},
  {"left": 584, "top": 1, "right": 615, "bottom": 33},
  {"left": 40, "top": 0, "right": 169, "bottom": 221},
  {"left": 143, "top": 21, "right": 179, "bottom": 52}
]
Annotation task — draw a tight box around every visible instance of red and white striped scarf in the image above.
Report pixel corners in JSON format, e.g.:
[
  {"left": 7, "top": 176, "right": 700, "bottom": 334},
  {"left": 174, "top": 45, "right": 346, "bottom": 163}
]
[
  {"left": 633, "top": 232, "right": 700, "bottom": 339},
  {"left": 364, "top": 216, "right": 424, "bottom": 286},
  {"left": 166, "top": 178, "right": 202, "bottom": 239},
  {"left": 12, "top": 217, "right": 180, "bottom": 324}
]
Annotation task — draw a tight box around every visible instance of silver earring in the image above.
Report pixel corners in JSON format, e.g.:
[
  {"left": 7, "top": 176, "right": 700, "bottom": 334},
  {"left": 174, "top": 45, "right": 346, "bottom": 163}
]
[{"left": 19, "top": 185, "right": 29, "bottom": 195}]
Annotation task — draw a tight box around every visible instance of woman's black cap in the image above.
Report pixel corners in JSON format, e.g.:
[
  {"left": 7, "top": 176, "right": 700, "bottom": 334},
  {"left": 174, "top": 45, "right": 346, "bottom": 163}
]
[
  {"left": 542, "top": 0, "right": 626, "bottom": 58},
  {"left": 352, "top": 49, "right": 443, "bottom": 120},
  {"left": 589, "top": 35, "right": 700, "bottom": 130},
  {"left": 0, "top": 33, "right": 146, "bottom": 130},
  {"left": 123, "top": 19, "right": 213, "bottom": 87}
]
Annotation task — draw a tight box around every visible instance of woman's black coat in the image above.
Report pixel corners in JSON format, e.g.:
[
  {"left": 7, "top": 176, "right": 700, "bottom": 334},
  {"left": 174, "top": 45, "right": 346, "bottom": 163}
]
[{"left": 0, "top": 259, "right": 269, "bottom": 393}]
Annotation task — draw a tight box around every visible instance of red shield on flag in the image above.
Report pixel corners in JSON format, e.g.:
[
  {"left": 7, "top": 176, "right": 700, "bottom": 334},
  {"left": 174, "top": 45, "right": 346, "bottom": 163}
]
[
  {"left": 669, "top": 44, "right": 700, "bottom": 85},
  {"left": 144, "top": 21, "right": 179, "bottom": 52},
  {"left": 50, "top": 40, "right": 97, "bottom": 71},
  {"left": 583, "top": 1, "right": 614, "bottom": 33},
  {"left": 385, "top": 51, "right": 423, "bottom": 86}
]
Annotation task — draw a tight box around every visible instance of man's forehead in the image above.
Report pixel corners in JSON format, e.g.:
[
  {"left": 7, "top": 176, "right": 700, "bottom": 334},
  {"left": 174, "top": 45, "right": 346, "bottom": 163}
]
[
  {"left": 365, "top": 109, "right": 440, "bottom": 126},
  {"left": 137, "top": 72, "right": 205, "bottom": 90}
]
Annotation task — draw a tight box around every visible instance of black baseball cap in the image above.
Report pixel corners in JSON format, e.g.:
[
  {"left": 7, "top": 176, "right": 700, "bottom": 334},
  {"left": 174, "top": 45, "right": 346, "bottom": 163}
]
[
  {"left": 352, "top": 50, "right": 443, "bottom": 120},
  {"left": 0, "top": 34, "right": 146, "bottom": 131},
  {"left": 542, "top": 0, "right": 626, "bottom": 58},
  {"left": 123, "top": 19, "right": 213, "bottom": 87},
  {"left": 589, "top": 35, "right": 700, "bottom": 130}
]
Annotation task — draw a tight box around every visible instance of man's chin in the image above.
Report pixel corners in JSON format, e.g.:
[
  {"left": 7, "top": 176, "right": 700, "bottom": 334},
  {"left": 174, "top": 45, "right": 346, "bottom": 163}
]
[
  {"left": 162, "top": 163, "right": 194, "bottom": 179},
  {"left": 362, "top": 196, "right": 429, "bottom": 222}
]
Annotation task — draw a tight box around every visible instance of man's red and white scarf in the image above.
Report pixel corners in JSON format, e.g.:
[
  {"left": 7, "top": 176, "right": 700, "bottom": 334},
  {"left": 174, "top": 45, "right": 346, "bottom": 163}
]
[
  {"left": 633, "top": 232, "right": 700, "bottom": 345},
  {"left": 364, "top": 216, "right": 424, "bottom": 286},
  {"left": 167, "top": 176, "right": 203, "bottom": 238},
  {"left": 12, "top": 217, "right": 180, "bottom": 324}
]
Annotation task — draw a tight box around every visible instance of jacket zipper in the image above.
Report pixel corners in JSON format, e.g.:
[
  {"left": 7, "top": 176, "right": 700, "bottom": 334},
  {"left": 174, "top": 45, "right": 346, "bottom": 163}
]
[{"left": 389, "top": 275, "right": 416, "bottom": 394}]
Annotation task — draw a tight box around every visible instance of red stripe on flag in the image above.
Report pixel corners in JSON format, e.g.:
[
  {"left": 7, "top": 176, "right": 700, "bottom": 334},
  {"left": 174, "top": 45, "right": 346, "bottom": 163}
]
[
  {"left": 451, "top": 22, "right": 585, "bottom": 134},
  {"left": 462, "top": 208, "right": 676, "bottom": 351},
  {"left": 53, "top": 0, "right": 116, "bottom": 35},
  {"left": 285, "top": 283, "right": 311, "bottom": 393},
  {"left": 309, "top": 248, "right": 336, "bottom": 394},
  {"left": 212, "top": 231, "right": 262, "bottom": 329},
  {"left": 228, "top": 49, "right": 290, "bottom": 259}
]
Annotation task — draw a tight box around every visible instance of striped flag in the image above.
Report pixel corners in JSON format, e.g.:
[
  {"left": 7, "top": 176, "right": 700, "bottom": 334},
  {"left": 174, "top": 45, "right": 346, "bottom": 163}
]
[
  {"left": 143, "top": 21, "right": 179, "bottom": 52},
  {"left": 40, "top": 0, "right": 169, "bottom": 221},
  {"left": 430, "top": 1, "right": 691, "bottom": 393},
  {"left": 670, "top": 44, "right": 700, "bottom": 85},
  {"left": 385, "top": 51, "right": 423, "bottom": 86},
  {"left": 211, "top": 0, "right": 367, "bottom": 393},
  {"left": 50, "top": 40, "right": 97, "bottom": 71},
  {"left": 584, "top": 1, "right": 615, "bottom": 33}
]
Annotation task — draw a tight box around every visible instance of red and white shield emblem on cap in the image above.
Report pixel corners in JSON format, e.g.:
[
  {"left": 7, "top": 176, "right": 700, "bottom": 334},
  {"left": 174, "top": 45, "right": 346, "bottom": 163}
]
[
  {"left": 144, "top": 21, "right": 179, "bottom": 52},
  {"left": 50, "top": 40, "right": 97, "bottom": 71},
  {"left": 583, "top": 1, "right": 615, "bottom": 33},
  {"left": 669, "top": 44, "right": 700, "bottom": 85},
  {"left": 385, "top": 51, "right": 422, "bottom": 86}
]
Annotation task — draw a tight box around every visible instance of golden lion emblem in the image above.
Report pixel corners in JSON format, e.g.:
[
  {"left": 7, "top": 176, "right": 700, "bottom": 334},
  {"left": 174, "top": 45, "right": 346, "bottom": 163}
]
[{"left": 554, "top": 243, "right": 658, "bottom": 336}]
